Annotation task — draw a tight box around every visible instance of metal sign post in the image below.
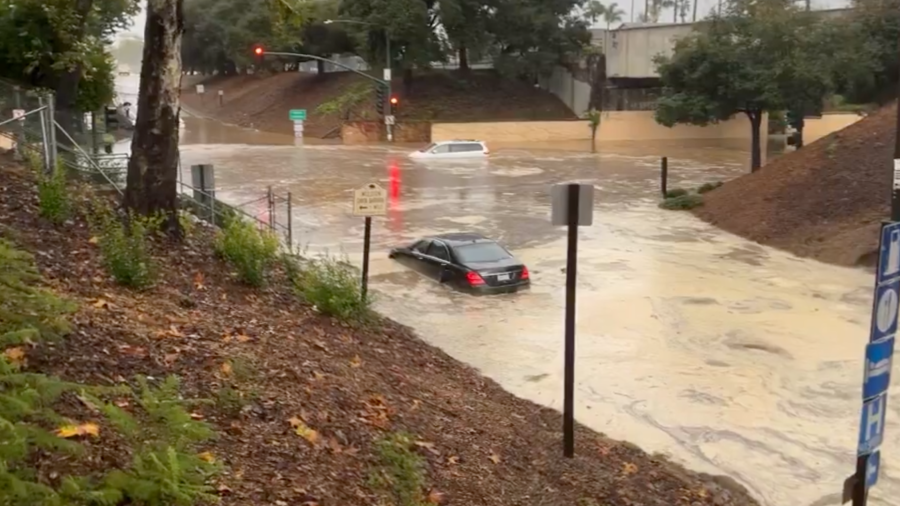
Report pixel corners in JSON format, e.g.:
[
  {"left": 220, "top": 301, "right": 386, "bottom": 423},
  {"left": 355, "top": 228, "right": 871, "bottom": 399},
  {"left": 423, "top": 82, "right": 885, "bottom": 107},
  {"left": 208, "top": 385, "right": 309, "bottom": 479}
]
[
  {"left": 843, "top": 221, "right": 900, "bottom": 505},
  {"left": 290, "top": 109, "right": 307, "bottom": 142},
  {"left": 352, "top": 183, "right": 387, "bottom": 301},
  {"left": 550, "top": 183, "right": 595, "bottom": 458}
]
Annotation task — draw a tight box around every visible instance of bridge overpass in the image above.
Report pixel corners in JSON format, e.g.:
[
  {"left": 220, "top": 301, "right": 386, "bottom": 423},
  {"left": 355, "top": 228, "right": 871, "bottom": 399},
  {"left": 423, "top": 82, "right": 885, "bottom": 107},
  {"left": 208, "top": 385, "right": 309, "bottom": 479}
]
[{"left": 596, "top": 7, "right": 852, "bottom": 79}]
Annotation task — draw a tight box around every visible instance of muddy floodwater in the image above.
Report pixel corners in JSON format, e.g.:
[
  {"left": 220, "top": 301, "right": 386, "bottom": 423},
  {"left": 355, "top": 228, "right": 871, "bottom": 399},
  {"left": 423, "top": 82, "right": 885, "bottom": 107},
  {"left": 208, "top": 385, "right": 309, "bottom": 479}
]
[{"left": 160, "top": 113, "right": 896, "bottom": 506}]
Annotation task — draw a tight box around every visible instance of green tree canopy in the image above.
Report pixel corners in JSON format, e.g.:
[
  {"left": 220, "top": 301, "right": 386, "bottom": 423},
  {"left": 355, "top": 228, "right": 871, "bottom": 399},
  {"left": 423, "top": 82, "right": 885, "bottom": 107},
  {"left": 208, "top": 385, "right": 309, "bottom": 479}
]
[
  {"left": 818, "top": 0, "right": 899, "bottom": 105},
  {"left": 653, "top": 0, "right": 832, "bottom": 170},
  {"left": 0, "top": 0, "right": 138, "bottom": 111},
  {"left": 180, "top": 0, "right": 590, "bottom": 83}
]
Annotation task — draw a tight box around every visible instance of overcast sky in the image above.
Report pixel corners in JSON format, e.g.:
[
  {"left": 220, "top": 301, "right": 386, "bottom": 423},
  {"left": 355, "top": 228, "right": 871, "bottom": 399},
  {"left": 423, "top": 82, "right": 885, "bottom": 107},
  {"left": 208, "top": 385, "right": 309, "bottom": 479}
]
[{"left": 118, "top": 0, "right": 851, "bottom": 40}]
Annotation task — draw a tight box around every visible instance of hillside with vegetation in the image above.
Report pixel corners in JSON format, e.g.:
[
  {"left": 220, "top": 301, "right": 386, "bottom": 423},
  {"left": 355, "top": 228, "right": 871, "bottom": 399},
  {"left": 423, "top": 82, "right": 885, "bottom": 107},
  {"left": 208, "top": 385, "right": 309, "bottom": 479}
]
[
  {"left": 695, "top": 103, "right": 898, "bottom": 267},
  {"left": 181, "top": 70, "right": 577, "bottom": 137},
  {"left": 0, "top": 148, "right": 763, "bottom": 505},
  {"left": 176, "top": 0, "right": 605, "bottom": 136},
  {"left": 649, "top": 0, "right": 899, "bottom": 265}
]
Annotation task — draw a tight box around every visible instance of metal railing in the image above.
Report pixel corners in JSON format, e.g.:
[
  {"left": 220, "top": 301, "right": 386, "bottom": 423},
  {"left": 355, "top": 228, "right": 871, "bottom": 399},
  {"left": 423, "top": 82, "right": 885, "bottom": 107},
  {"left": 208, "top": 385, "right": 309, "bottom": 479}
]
[{"left": 0, "top": 79, "right": 296, "bottom": 250}]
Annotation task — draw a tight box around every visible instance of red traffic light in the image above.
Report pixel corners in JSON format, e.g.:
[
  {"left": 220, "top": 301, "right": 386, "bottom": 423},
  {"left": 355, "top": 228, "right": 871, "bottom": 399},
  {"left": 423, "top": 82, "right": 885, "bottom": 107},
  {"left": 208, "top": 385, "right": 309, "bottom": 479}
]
[
  {"left": 254, "top": 46, "right": 264, "bottom": 55},
  {"left": 389, "top": 96, "right": 398, "bottom": 105}
]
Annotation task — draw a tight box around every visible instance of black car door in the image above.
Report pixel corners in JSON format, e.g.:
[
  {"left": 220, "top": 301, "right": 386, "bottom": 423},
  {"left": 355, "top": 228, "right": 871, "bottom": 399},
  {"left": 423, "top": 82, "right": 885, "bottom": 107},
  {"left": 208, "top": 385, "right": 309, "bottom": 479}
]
[
  {"left": 403, "top": 240, "right": 432, "bottom": 275},
  {"left": 424, "top": 241, "right": 452, "bottom": 281}
]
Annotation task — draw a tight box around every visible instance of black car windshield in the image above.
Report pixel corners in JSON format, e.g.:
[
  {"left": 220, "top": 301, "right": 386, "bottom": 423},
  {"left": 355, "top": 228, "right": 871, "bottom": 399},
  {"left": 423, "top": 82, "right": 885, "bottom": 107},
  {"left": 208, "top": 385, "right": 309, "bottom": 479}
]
[{"left": 452, "top": 243, "right": 511, "bottom": 263}]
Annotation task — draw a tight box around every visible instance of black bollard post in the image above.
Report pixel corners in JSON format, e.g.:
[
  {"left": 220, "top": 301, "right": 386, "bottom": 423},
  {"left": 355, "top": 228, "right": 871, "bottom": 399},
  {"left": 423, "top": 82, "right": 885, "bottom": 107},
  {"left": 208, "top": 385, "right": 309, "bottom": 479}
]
[{"left": 661, "top": 156, "right": 669, "bottom": 198}]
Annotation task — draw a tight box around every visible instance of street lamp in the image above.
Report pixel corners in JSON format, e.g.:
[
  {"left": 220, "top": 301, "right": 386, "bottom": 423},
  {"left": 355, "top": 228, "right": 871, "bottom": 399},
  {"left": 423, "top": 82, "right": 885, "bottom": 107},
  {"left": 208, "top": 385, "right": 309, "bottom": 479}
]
[{"left": 324, "top": 18, "right": 393, "bottom": 141}]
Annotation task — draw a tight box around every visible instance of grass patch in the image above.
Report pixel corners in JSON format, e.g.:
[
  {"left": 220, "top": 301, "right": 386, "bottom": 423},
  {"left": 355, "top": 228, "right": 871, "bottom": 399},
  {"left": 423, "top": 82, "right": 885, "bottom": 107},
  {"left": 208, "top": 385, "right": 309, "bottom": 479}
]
[
  {"left": 660, "top": 193, "right": 704, "bottom": 210},
  {"left": 294, "top": 255, "right": 369, "bottom": 321},
  {"left": 664, "top": 188, "right": 688, "bottom": 198},
  {"left": 89, "top": 205, "right": 160, "bottom": 288},
  {"left": 369, "top": 433, "right": 428, "bottom": 506},
  {"left": 697, "top": 181, "right": 723, "bottom": 194},
  {"left": 214, "top": 218, "right": 280, "bottom": 287}
]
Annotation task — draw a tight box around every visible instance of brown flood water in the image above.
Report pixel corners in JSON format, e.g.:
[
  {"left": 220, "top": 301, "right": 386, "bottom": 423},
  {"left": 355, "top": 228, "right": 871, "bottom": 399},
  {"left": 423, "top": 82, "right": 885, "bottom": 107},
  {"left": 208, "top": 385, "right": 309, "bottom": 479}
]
[{"left": 110, "top": 93, "right": 893, "bottom": 506}]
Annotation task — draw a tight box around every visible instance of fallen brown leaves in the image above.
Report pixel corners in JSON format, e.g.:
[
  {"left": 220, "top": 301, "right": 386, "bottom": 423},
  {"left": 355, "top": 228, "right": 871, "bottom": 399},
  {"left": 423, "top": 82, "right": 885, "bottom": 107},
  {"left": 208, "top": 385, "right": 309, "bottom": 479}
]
[
  {"left": 55, "top": 422, "right": 100, "bottom": 439},
  {"left": 0, "top": 157, "right": 760, "bottom": 506}
]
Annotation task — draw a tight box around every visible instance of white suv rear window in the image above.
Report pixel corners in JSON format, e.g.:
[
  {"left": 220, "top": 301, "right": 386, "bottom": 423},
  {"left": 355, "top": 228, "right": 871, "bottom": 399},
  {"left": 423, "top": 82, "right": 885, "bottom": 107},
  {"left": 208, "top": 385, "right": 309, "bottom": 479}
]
[{"left": 449, "top": 143, "right": 484, "bottom": 153}]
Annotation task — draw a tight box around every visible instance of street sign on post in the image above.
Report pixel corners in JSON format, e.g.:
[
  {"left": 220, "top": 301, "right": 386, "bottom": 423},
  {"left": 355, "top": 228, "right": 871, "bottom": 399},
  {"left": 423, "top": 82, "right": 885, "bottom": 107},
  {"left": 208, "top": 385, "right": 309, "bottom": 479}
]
[
  {"left": 550, "top": 182, "right": 595, "bottom": 458},
  {"left": 289, "top": 109, "right": 307, "bottom": 121},
  {"left": 352, "top": 183, "right": 387, "bottom": 303},
  {"left": 353, "top": 183, "right": 387, "bottom": 217},
  {"left": 846, "top": 220, "right": 900, "bottom": 506},
  {"left": 196, "top": 84, "right": 205, "bottom": 95},
  {"left": 12, "top": 109, "right": 25, "bottom": 121},
  {"left": 385, "top": 115, "right": 396, "bottom": 126}
]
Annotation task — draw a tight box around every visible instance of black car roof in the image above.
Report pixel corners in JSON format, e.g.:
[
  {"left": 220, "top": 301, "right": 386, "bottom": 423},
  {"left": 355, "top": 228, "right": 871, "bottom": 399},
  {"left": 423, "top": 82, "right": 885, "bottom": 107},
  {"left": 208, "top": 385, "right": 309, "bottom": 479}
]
[{"left": 428, "top": 233, "right": 492, "bottom": 246}]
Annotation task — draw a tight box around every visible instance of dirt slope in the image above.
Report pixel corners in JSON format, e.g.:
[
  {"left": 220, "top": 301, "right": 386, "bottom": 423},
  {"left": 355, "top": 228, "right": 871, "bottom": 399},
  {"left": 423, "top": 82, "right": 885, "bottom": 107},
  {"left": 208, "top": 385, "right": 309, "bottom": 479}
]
[
  {"left": 695, "top": 104, "right": 897, "bottom": 266},
  {"left": 181, "top": 70, "right": 577, "bottom": 137},
  {"left": 0, "top": 152, "right": 758, "bottom": 506}
]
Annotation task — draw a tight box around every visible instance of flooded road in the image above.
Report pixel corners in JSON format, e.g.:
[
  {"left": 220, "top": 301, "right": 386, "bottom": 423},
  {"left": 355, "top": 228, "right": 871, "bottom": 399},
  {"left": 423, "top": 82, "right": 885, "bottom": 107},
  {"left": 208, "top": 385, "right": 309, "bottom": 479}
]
[{"left": 174, "top": 112, "right": 896, "bottom": 506}]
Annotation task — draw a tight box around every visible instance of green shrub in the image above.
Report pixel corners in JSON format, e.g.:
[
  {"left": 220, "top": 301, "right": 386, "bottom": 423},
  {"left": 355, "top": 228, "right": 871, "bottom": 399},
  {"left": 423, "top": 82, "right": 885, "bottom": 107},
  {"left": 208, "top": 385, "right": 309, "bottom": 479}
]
[
  {"left": 97, "top": 376, "right": 221, "bottom": 506},
  {"left": 664, "top": 188, "right": 688, "bottom": 198},
  {"left": 37, "top": 165, "right": 71, "bottom": 224},
  {"left": 214, "top": 218, "right": 280, "bottom": 287},
  {"left": 90, "top": 206, "right": 159, "bottom": 288},
  {"left": 24, "top": 152, "right": 70, "bottom": 224},
  {"left": 0, "top": 239, "right": 75, "bottom": 346},
  {"left": 295, "top": 255, "right": 368, "bottom": 321},
  {"left": 697, "top": 181, "right": 724, "bottom": 194},
  {"left": 369, "top": 433, "right": 428, "bottom": 506},
  {"left": 660, "top": 194, "right": 704, "bottom": 210}
]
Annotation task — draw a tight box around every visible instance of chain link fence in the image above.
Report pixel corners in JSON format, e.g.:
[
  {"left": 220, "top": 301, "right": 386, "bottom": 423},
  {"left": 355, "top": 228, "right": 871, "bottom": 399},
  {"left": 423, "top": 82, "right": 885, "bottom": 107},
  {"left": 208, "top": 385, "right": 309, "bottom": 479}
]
[{"left": 0, "top": 79, "right": 295, "bottom": 250}]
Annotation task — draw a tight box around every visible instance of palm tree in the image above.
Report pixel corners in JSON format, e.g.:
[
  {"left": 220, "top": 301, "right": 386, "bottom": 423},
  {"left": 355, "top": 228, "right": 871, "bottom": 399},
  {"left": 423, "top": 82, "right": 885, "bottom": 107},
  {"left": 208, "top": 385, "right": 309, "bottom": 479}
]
[
  {"left": 603, "top": 2, "right": 626, "bottom": 30},
  {"left": 584, "top": 0, "right": 606, "bottom": 24}
]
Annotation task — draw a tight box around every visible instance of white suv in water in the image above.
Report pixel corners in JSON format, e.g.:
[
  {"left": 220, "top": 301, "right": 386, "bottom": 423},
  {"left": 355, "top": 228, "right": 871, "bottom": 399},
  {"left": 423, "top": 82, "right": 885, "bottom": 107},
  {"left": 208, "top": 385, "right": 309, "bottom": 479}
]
[{"left": 408, "top": 140, "right": 490, "bottom": 159}]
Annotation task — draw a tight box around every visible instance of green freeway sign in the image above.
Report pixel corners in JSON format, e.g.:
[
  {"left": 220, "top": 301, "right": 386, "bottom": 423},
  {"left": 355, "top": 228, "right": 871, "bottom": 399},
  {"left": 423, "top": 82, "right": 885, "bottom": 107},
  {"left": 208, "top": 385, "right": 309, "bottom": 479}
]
[{"left": 289, "top": 109, "right": 307, "bottom": 121}]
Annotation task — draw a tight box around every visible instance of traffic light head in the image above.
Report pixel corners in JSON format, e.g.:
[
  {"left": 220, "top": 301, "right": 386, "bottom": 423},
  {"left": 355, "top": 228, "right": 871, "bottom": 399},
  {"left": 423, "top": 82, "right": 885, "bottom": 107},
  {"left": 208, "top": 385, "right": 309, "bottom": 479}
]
[
  {"left": 390, "top": 96, "right": 398, "bottom": 105},
  {"left": 254, "top": 46, "right": 264, "bottom": 56}
]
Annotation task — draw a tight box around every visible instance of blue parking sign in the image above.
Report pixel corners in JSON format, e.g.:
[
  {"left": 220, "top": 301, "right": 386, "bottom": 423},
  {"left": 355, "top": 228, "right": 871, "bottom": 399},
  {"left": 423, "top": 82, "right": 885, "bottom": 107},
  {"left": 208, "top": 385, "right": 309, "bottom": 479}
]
[
  {"left": 871, "top": 278, "right": 900, "bottom": 342},
  {"left": 864, "top": 337, "right": 895, "bottom": 399},
  {"left": 859, "top": 393, "right": 888, "bottom": 455},
  {"left": 867, "top": 451, "right": 881, "bottom": 489},
  {"left": 878, "top": 222, "right": 900, "bottom": 285}
]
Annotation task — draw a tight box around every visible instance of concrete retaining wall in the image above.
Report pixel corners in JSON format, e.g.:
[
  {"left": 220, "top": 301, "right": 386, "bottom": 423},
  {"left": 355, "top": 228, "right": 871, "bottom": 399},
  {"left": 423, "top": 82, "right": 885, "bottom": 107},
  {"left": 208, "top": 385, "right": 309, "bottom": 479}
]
[
  {"left": 804, "top": 113, "right": 864, "bottom": 144},
  {"left": 431, "top": 111, "right": 766, "bottom": 144},
  {"left": 342, "top": 120, "right": 431, "bottom": 144}
]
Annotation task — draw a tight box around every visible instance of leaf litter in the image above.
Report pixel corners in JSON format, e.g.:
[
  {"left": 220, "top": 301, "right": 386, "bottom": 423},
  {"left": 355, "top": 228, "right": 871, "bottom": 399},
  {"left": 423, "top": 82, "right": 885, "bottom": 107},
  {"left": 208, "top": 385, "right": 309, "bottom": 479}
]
[{"left": 0, "top": 155, "right": 760, "bottom": 506}]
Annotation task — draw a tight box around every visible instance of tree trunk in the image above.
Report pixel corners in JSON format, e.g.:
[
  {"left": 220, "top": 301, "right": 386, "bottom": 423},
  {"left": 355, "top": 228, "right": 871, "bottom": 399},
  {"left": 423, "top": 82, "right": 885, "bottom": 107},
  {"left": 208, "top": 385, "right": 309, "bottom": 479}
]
[
  {"left": 124, "top": 0, "right": 184, "bottom": 238},
  {"left": 458, "top": 46, "right": 469, "bottom": 72},
  {"left": 316, "top": 59, "right": 325, "bottom": 75},
  {"left": 692, "top": 0, "right": 698, "bottom": 21},
  {"left": 54, "top": 0, "right": 94, "bottom": 137},
  {"left": 796, "top": 117, "right": 805, "bottom": 149},
  {"left": 673, "top": 0, "right": 678, "bottom": 22},
  {"left": 747, "top": 111, "right": 762, "bottom": 172}
]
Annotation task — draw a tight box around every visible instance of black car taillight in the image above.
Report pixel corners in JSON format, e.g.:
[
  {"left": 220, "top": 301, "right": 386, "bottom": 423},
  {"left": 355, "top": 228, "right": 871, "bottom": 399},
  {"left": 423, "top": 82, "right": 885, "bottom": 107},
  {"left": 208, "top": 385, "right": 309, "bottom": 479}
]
[{"left": 466, "top": 271, "right": 485, "bottom": 286}]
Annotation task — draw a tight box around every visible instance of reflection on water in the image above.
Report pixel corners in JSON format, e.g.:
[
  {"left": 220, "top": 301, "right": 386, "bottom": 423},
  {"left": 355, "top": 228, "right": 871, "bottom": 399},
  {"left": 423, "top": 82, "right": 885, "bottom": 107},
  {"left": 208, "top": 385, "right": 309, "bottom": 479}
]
[{"left": 173, "top": 117, "right": 895, "bottom": 506}]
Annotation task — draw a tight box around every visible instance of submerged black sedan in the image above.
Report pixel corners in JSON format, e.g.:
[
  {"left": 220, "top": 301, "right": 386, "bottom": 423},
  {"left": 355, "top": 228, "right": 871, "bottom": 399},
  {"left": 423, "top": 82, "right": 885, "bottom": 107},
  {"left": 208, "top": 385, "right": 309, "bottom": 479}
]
[{"left": 388, "top": 233, "right": 530, "bottom": 294}]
